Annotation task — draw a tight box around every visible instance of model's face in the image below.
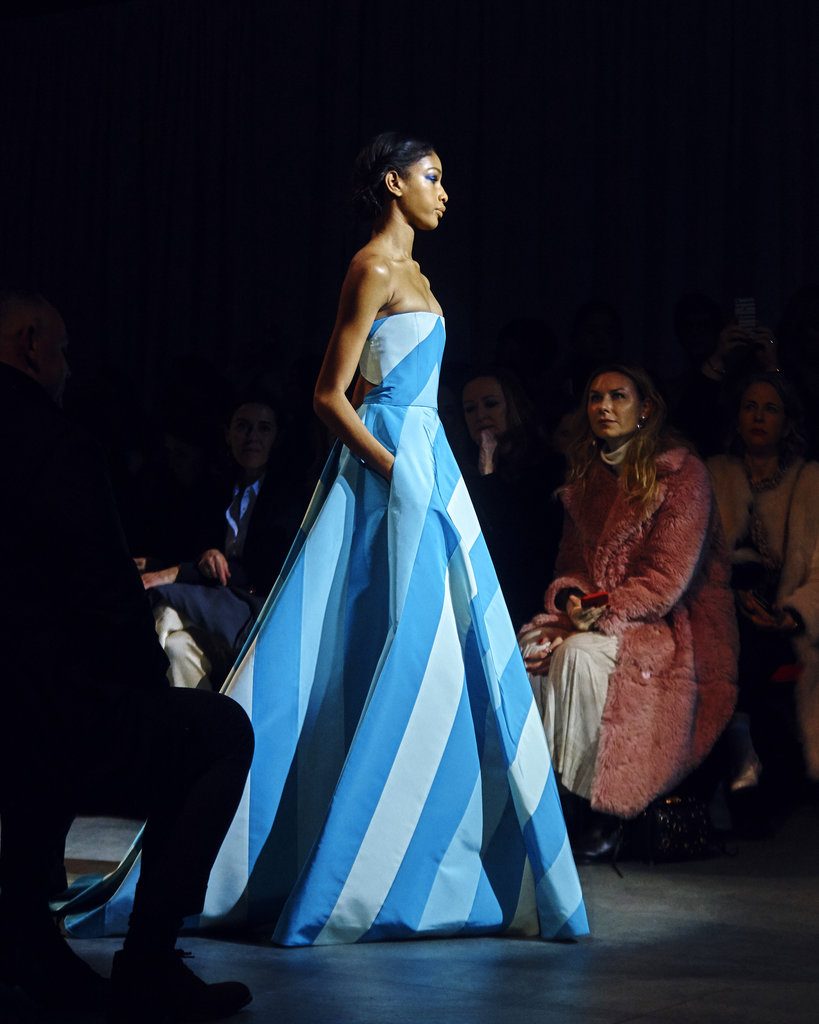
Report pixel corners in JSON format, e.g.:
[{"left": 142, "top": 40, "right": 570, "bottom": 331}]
[
  {"left": 227, "top": 403, "right": 277, "bottom": 473},
  {"left": 738, "top": 381, "right": 787, "bottom": 455},
  {"left": 393, "top": 152, "right": 448, "bottom": 230},
  {"left": 587, "top": 372, "right": 647, "bottom": 450},
  {"left": 462, "top": 376, "right": 508, "bottom": 443}
]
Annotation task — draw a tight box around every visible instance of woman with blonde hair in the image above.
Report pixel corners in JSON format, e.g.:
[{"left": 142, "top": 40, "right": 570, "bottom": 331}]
[
  {"left": 520, "top": 364, "right": 738, "bottom": 860},
  {"left": 708, "top": 371, "right": 819, "bottom": 829}
]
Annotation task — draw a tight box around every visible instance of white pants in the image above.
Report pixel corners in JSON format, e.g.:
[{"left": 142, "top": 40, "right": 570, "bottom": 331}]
[
  {"left": 529, "top": 632, "right": 618, "bottom": 800},
  {"left": 153, "top": 604, "right": 230, "bottom": 691}
]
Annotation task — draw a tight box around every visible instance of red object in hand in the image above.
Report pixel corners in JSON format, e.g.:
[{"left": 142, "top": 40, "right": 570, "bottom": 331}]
[
  {"left": 770, "top": 663, "right": 802, "bottom": 684},
  {"left": 581, "top": 590, "right": 609, "bottom": 609}
]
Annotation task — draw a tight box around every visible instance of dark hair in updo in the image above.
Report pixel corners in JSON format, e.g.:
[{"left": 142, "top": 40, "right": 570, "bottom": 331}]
[{"left": 352, "top": 131, "right": 436, "bottom": 220}]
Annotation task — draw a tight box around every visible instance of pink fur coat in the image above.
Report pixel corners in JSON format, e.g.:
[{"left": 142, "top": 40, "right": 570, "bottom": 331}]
[{"left": 526, "top": 447, "right": 738, "bottom": 817}]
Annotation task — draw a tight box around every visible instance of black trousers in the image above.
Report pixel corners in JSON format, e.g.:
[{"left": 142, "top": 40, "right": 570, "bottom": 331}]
[
  {"left": 0, "top": 685, "right": 254, "bottom": 935},
  {"left": 736, "top": 616, "right": 805, "bottom": 789}
]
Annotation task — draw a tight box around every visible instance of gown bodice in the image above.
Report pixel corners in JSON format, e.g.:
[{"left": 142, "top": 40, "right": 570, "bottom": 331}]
[{"left": 359, "top": 311, "right": 444, "bottom": 409}]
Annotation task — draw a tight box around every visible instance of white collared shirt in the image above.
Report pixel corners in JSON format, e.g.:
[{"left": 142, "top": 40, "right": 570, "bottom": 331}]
[{"left": 224, "top": 474, "right": 264, "bottom": 559}]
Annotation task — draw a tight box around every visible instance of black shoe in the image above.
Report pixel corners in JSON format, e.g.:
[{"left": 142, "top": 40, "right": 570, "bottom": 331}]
[
  {"left": 108, "top": 948, "right": 252, "bottom": 1023},
  {"left": 572, "top": 814, "right": 624, "bottom": 865},
  {"left": 0, "top": 914, "right": 108, "bottom": 1013}
]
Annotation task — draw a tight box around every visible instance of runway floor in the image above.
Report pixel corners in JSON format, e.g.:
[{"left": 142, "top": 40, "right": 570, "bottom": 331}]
[{"left": 4, "top": 797, "right": 818, "bottom": 1023}]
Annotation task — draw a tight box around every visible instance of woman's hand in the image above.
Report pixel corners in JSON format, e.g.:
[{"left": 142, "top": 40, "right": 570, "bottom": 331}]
[
  {"left": 706, "top": 324, "right": 780, "bottom": 377},
  {"left": 519, "top": 626, "right": 568, "bottom": 675},
  {"left": 142, "top": 565, "right": 180, "bottom": 590},
  {"left": 737, "top": 590, "right": 797, "bottom": 632},
  {"left": 708, "top": 324, "right": 748, "bottom": 376},
  {"left": 198, "top": 549, "right": 231, "bottom": 586},
  {"left": 478, "top": 428, "right": 498, "bottom": 476},
  {"left": 566, "top": 594, "right": 605, "bottom": 632}
]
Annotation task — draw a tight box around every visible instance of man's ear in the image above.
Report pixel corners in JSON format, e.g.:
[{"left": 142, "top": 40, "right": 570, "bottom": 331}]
[
  {"left": 384, "top": 168, "right": 403, "bottom": 198},
  {"left": 22, "top": 323, "right": 40, "bottom": 374}
]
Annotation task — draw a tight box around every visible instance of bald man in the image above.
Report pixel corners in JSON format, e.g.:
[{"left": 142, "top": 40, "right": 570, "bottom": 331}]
[{"left": 0, "top": 289, "right": 255, "bottom": 1022}]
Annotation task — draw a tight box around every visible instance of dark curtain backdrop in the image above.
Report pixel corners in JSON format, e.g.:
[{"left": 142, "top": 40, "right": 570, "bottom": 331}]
[{"left": 1, "top": 0, "right": 817, "bottom": 400}]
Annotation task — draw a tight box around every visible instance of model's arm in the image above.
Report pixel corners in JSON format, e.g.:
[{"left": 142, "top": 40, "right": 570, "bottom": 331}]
[{"left": 313, "top": 255, "right": 396, "bottom": 481}]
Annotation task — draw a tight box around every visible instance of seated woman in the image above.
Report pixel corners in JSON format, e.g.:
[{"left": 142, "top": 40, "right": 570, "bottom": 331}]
[
  {"left": 460, "top": 366, "right": 564, "bottom": 627},
  {"left": 142, "top": 394, "right": 301, "bottom": 689},
  {"left": 520, "top": 364, "right": 738, "bottom": 860},
  {"left": 707, "top": 372, "right": 819, "bottom": 823}
]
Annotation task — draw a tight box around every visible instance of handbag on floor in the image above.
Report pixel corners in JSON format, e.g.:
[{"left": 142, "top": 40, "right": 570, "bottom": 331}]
[{"left": 626, "top": 794, "right": 713, "bottom": 863}]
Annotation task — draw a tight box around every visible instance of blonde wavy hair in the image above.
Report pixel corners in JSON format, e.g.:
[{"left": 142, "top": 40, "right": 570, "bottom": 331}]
[{"left": 564, "top": 364, "right": 683, "bottom": 505}]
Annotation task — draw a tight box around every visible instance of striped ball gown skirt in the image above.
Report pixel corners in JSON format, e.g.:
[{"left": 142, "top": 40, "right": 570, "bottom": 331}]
[{"left": 64, "top": 311, "right": 587, "bottom": 944}]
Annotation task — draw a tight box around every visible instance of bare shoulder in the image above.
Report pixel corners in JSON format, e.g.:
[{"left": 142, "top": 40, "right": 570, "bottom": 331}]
[{"left": 347, "top": 246, "right": 393, "bottom": 286}]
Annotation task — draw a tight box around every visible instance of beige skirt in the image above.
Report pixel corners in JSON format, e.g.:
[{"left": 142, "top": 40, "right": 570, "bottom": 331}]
[{"left": 528, "top": 632, "right": 618, "bottom": 800}]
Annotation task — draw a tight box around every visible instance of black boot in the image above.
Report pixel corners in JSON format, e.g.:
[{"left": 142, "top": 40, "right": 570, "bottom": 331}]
[
  {"left": 0, "top": 910, "right": 108, "bottom": 1013},
  {"left": 572, "top": 811, "right": 624, "bottom": 864},
  {"left": 108, "top": 947, "right": 252, "bottom": 1023}
]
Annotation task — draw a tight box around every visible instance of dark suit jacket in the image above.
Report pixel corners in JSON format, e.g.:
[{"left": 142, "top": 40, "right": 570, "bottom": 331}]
[
  {"left": 176, "top": 462, "right": 300, "bottom": 598},
  {"left": 0, "top": 363, "right": 169, "bottom": 762}
]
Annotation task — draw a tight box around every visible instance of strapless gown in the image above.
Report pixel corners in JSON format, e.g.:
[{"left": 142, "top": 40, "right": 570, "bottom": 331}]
[{"left": 64, "top": 312, "right": 587, "bottom": 945}]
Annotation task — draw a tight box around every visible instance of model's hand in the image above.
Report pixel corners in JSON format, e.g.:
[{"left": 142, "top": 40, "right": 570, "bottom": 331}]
[
  {"left": 133, "top": 556, "right": 148, "bottom": 571},
  {"left": 478, "top": 429, "right": 498, "bottom": 476},
  {"left": 566, "top": 594, "right": 605, "bottom": 631},
  {"left": 198, "top": 549, "right": 231, "bottom": 586},
  {"left": 142, "top": 565, "right": 180, "bottom": 590}
]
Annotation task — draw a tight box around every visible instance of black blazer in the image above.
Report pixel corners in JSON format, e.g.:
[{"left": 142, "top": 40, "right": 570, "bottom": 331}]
[
  {"left": 0, "top": 363, "right": 169, "bottom": 724},
  {"left": 176, "top": 459, "right": 302, "bottom": 599}
]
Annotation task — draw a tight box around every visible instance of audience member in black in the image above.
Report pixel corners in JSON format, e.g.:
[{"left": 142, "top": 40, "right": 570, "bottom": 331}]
[
  {"left": 142, "top": 393, "right": 301, "bottom": 690},
  {"left": 279, "top": 350, "right": 335, "bottom": 499},
  {"left": 129, "top": 418, "right": 227, "bottom": 568},
  {"left": 0, "top": 289, "right": 254, "bottom": 1022},
  {"left": 438, "top": 355, "right": 473, "bottom": 468},
  {"left": 778, "top": 285, "right": 819, "bottom": 456},
  {"left": 127, "top": 355, "right": 233, "bottom": 564},
  {"left": 542, "top": 391, "right": 579, "bottom": 460},
  {"left": 460, "top": 367, "right": 564, "bottom": 628},
  {"left": 565, "top": 300, "right": 624, "bottom": 398},
  {"left": 62, "top": 363, "right": 153, "bottom": 543},
  {"left": 668, "top": 292, "right": 780, "bottom": 458},
  {"left": 673, "top": 292, "right": 725, "bottom": 370},
  {"left": 707, "top": 372, "right": 819, "bottom": 833},
  {"left": 493, "top": 317, "right": 563, "bottom": 425}
]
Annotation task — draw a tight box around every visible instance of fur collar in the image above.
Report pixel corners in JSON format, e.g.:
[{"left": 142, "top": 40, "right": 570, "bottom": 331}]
[
  {"left": 560, "top": 447, "right": 701, "bottom": 586},
  {"left": 561, "top": 445, "right": 691, "bottom": 519}
]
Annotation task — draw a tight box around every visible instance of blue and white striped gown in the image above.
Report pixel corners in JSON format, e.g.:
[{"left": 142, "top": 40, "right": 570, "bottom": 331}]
[{"left": 66, "top": 312, "right": 587, "bottom": 944}]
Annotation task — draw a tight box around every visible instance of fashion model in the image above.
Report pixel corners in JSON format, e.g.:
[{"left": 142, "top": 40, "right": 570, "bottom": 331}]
[{"left": 66, "top": 133, "right": 587, "bottom": 945}]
